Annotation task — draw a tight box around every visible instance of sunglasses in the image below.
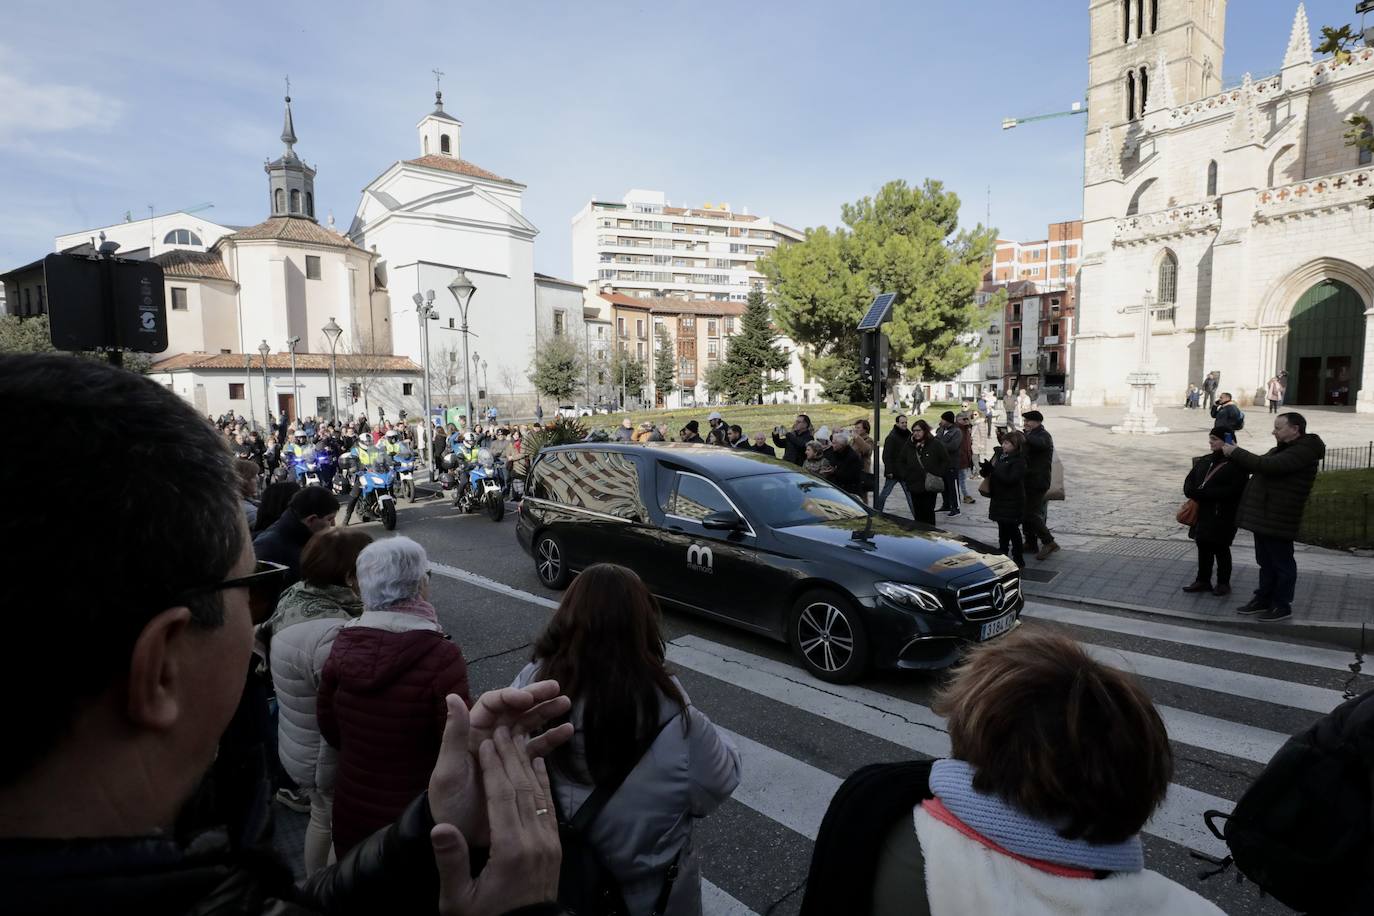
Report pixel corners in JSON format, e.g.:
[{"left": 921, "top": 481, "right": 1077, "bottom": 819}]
[{"left": 173, "top": 560, "right": 290, "bottom": 606}]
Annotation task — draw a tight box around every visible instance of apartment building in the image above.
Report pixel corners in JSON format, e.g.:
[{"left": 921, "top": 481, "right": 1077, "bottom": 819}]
[
  {"left": 571, "top": 189, "right": 802, "bottom": 302},
  {"left": 1001, "top": 281, "right": 1076, "bottom": 401},
  {"left": 988, "top": 220, "right": 1083, "bottom": 286}
]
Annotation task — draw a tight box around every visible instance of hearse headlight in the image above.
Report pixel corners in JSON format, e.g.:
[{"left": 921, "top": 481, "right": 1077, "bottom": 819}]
[{"left": 876, "top": 582, "right": 944, "bottom": 613}]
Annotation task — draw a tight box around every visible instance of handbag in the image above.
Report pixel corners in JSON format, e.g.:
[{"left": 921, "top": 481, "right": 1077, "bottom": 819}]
[
  {"left": 913, "top": 450, "right": 943, "bottom": 493},
  {"left": 1177, "top": 461, "right": 1227, "bottom": 527},
  {"left": 978, "top": 476, "right": 992, "bottom": 498}
]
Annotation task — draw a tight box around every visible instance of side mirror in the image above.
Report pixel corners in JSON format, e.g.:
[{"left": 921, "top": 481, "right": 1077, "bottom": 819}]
[{"left": 702, "top": 510, "right": 745, "bottom": 531}]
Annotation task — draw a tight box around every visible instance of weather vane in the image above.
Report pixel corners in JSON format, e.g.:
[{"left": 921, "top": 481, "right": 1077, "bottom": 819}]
[
  {"left": 284, "top": 74, "right": 291, "bottom": 101},
  {"left": 433, "top": 69, "right": 444, "bottom": 93}
]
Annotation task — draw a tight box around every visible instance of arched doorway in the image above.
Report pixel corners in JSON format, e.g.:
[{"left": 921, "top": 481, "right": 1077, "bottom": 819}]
[{"left": 1285, "top": 280, "right": 1365, "bottom": 407}]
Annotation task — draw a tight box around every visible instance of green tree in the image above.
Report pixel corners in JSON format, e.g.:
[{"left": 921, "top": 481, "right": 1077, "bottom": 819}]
[
  {"left": 1317, "top": 23, "right": 1374, "bottom": 156},
  {"left": 758, "top": 179, "right": 1001, "bottom": 398},
  {"left": 653, "top": 324, "right": 676, "bottom": 401},
  {"left": 703, "top": 360, "right": 730, "bottom": 402},
  {"left": 608, "top": 347, "right": 647, "bottom": 406},
  {"left": 527, "top": 333, "right": 583, "bottom": 404},
  {"left": 0, "top": 314, "right": 56, "bottom": 354},
  {"left": 720, "top": 288, "right": 792, "bottom": 404}
]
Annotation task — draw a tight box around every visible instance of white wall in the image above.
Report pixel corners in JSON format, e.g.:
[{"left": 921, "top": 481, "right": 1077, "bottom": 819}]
[
  {"left": 151, "top": 368, "right": 423, "bottom": 425},
  {"left": 57, "top": 213, "right": 232, "bottom": 257}
]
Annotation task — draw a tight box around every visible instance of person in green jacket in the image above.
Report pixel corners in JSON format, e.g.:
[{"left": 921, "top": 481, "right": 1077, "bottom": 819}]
[{"left": 1221, "top": 411, "right": 1326, "bottom": 622}]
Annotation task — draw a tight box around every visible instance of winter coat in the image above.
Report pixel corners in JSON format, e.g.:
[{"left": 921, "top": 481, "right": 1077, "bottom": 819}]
[
  {"left": 1022, "top": 426, "right": 1055, "bottom": 493},
  {"left": 851, "top": 432, "right": 875, "bottom": 473},
  {"left": 252, "top": 508, "right": 314, "bottom": 584},
  {"left": 824, "top": 446, "right": 865, "bottom": 494},
  {"left": 512, "top": 663, "right": 741, "bottom": 916},
  {"left": 705, "top": 422, "right": 730, "bottom": 447},
  {"left": 773, "top": 428, "right": 814, "bottom": 466},
  {"left": 984, "top": 451, "right": 1026, "bottom": 524},
  {"left": 903, "top": 436, "right": 949, "bottom": 488},
  {"left": 881, "top": 428, "right": 912, "bottom": 480},
  {"left": 956, "top": 422, "right": 974, "bottom": 470},
  {"left": 989, "top": 402, "right": 1008, "bottom": 428},
  {"left": 319, "top": 604, "right": 471, "bottom": 857},
  {"left": 1230, "top": 433, "right": 1326, "bottom": 540},
  {"left": 0, "top": 794, "right": 466, "bottom": 916},
  {"left": 262, "top": 582, "right": 363, "bottom": 793},
  {"left": 749, "top": 442, "right": 777, "bottom": 457},
  {"left": 936, "top": 424, "right": 964, "bottom": 465},
  {"left": 1210, "top": 401, "right": 1244, "bottom": 433},
  {"left": 1182, "top": 453, "right": 1249, "bottom": 546}
]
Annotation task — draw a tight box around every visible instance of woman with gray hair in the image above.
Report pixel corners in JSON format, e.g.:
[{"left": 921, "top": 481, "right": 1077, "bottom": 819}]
[{"left": 318, "top": 535, "right": 470, "bottom": 856}]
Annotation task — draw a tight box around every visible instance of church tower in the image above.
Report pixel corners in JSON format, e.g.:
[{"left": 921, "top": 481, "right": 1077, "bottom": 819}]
[
  {"left": 417, "top": 89, "right": 462, "bottom": 159},
  {"left": 1086, "top": 0, "right": 1228, "bottom": 134},
  {"left": 264, "top": 94, "right": 317, "bottom": 221}
]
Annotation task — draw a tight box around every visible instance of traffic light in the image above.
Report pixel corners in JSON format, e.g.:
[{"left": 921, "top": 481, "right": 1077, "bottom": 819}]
[{"left": 859, "top": 331, "right": 889, "bottom": 380}]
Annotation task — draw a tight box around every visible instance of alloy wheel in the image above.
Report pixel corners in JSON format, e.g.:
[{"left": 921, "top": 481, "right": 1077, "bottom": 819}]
[
  {"left": 797, "top": 602, "right": 855, "bottom": 673},
  {"left": 537, "top": 538, "right": 561, "bottom": 583}
]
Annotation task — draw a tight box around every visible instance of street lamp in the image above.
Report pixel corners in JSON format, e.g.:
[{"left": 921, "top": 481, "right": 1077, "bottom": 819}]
[
  {"left": 413, "top": 289, "right": 438, "bottom": 469},
  {"left": 447, "top": 270, "right": 477, "bottom": 427},
  {"left": 286, "top": 336, "right": 300, "bottom": 423},
  {"left": 322, "top": 318, "right": 343, "bottom": 424},
  {"left": 257, "top": 340, "right": 272, "bottom": 429},
  {"left": 472, "top": 350, "right": 481, "bottom": 417},
  {"left": 481, "top": 359, "right": 489, "bottom": 411}
]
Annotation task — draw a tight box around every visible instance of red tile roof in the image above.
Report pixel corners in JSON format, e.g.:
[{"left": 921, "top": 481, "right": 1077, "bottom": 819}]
[
  {"left": 151, "top": 352, "right": 422, "bottom": 373},
  {"left": 404, "top": 155, "right": 517, "bottom": 185},
  {"left": 151, "top": 249, "right": 233, "bottom": 282},
  {"left": 597, "top": 292, "right": 746, "bottom": 317},
  {"left": 223, "top": 217, "right": 365, "bottom": 251}
]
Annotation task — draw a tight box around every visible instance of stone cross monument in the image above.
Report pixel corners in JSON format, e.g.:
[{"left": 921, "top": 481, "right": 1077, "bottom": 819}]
[{"left": 1111, "top": 290, "right": 1172, "bottom": 435}]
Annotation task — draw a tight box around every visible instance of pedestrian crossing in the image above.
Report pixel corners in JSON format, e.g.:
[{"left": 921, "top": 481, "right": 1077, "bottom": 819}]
[{"left": 428, "top": 563, "right": 1366, "bottom": 916}]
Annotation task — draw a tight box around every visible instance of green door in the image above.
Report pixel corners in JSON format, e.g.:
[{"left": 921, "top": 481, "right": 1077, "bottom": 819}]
[{"left": 1286, "top": 280, "right": 1365, "bottom": 407}]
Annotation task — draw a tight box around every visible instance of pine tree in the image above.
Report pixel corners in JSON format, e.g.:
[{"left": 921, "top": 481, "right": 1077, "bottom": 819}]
[
  {"left": 654, "top": 324, "right": 676, "bottom": 401},
  {"left": 721, "top": 288, "right": 791, "bottom": 404},
  {"left": 527, "top": 334, "right": 583, "bottom": 404}
]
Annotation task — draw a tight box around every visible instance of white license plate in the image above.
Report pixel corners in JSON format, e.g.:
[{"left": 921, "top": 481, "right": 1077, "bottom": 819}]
[
  {"left": 401, "top": 472, "right": 413, "bottom": 480},
  {"left": 979, "top": 613, "right": 1016, "bottom": 641}
]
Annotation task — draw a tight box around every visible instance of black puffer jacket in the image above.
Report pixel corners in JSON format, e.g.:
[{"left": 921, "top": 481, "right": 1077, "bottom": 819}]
[
  {"left": 902, "top": 436, "right": 948, "bottom": 488},
  {"left": 1182, "top": 453, "right": 1249, "bottom": 546},
  {"left": 881, "top": 428, "right": 911, "bottom": 480},
  {"left": 1231, "top": 433, "right": 1326, "bottom": 540},
  {"left": 983, "top": 450, "right": 1026, "bottom": 524},
  {"left": 773, "top": 428, "right": 814, "bottom": 466}
]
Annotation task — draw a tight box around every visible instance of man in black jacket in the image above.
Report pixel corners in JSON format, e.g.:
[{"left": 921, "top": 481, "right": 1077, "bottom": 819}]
[
  {"left": 773, "top": 414, "right": 814, "bottom": 466},
  {"left": 0, "top": 354, "right": 569, "bottom": 916},
  {"left": 253, "top": 486, "right": 340, "bottom": 584},
  {"left": 935, "top": 412, "right": 964, "bottom": 516},
  {"left": 1210, "top": 391, "right": 1245, "bottom": 435},
  {"left": 1020, "top": 411, "right": 1059, "bottom": 560},
  {"left": 821, "top": 432, "right": 865, "bottom": 495},
  {"left": 875, "top": 415, "right": 915, "bottom": 517}
]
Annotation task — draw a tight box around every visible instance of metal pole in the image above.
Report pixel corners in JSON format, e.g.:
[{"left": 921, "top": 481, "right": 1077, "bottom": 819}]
[
  {"left": 289, "top": 347, "right": 297, "bottom": 422},
  {"left": 245, "top": 354, "right": 256, "bottom": 428},
  {"left": 871, "top": 332, "right": 881, "bottom": 503},
  {"left": 329, "top": 350, "right": 338, "bottom": 424},
  {"left": 421, "top": 306, "right": 433, "bottom": 472},
  {"left": 261, "top": 356, "right": 271, "bottom": 429},
  {"left": 461, "top": 304, "right": 473, "bottom": 429}
]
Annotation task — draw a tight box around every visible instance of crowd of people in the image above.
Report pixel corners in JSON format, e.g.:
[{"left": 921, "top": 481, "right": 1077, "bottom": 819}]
[{"left": 3, "top": 352, "right": 1369, "bottom": 916}]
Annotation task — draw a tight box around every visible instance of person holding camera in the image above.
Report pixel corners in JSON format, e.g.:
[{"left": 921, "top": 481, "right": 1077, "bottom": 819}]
[
  {"left": 772, "top": 414, "right": 814, "bottom": 466},
  {"left": 1180, "top": 428, "right": 1249, "bottom": 598}
]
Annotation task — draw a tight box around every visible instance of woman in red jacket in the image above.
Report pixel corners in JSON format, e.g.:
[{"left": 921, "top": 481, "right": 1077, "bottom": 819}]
[{"left": 318, "top": 535, "right": 470, "bottom": 857}]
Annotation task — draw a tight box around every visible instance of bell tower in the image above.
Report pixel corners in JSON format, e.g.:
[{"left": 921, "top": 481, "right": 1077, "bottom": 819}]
[
  {"left": 264, "top": 92, "right": 317, "bottom": 221},
  {"left": 1086, "top": 0, "right": 1227, "bottom": 134}
]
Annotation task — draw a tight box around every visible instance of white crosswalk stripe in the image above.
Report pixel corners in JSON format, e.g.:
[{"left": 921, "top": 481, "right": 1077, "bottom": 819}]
[{"left": 426, "top": 563, "right": 1348, "bottom": 913}]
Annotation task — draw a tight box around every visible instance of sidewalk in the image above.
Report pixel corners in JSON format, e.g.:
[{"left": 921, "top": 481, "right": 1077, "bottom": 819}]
[{"left": 883, "top": 498, "right": 1374, "bottom": 633}]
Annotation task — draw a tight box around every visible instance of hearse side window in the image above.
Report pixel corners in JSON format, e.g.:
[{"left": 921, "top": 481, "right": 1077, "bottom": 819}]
[
  {"left": 534, "top": 450, "right": 644, "bottom": 520},
  {"left": 667, "top": 472, "right": 733, "bottom": 522}
]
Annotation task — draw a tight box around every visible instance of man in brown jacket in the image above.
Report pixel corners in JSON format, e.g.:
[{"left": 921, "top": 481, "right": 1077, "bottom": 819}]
[{"left": 1222, "top": 411, "right": 1325, "bottom": 622}]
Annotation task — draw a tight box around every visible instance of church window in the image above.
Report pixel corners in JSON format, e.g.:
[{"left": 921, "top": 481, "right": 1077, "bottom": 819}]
[
  {"left": 1135, "top": 0, "right": 1144, "bottom": 39},
  {"left": 290, "top": 189, "right": 301, "bottom": 214},
  {"left": 163, "top": 229, "right": 203, "bottom": 246},
  {"left": 1127, "top": 178, "right": 1156, "bottom": 216},
  {"left": 440, "top": 134, "right": 451, "bottom": 154},
  {"left": 306, "top": 192, "right": 314, "bottom": 218},
  {"left": 275, "top": 188, "right": 285, "bottom": 214},
  {"left": 171, "top": 287, "right": 188, "bottom": 311},
  {"left": 1157, "top": 251, "right": 1178, "bottom": 304},
  {"left": 305, "top": 255, "right": 321, "bottom": 280},
  {"left": 1149, "top": 0, "right": 1158, "bottom": 33},
  {"left": 424, "top": 136, "right": 430, "bottom": 155},
  {"left": 1126, "top": 71, "right": 1137, "bottom": 120},
  {"left": 1206, "top": 161, "right": 1218, "bottom": 196},
  {"left": 1139, "top": 66, "right": 1149, "bottom": 114},
  {"left": 1122, "top": 0, "right": 1130, "bottom": 43}
]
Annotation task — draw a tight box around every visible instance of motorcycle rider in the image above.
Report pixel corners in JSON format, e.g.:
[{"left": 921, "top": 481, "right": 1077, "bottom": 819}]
[
  {"left": 451, "top": 432, "right": 483, "bottom": 507},
  {"left": 342, "top": 438, "right": 388, "bottom": 526},
  {"left": 382, "top": 427, "right": 404, "bottom": 457},
  {"left": 285, "top": 429, "right": 313, "bottom": 483}
]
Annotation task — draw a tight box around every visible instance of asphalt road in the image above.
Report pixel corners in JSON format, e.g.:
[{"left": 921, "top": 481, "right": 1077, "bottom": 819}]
[{"left": 297, "top": 493, "right": 1372, "bottom": 915}]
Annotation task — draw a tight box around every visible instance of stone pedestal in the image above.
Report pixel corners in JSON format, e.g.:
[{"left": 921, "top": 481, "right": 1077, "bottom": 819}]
[{"left": 1111, "top": 371, "right": 1170, "bottom": 435}]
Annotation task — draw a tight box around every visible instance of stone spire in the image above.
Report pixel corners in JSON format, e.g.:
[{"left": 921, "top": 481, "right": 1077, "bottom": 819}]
[
  {"left": 1087, "top": 126, "right": 1123, "bottom": 184},
  {"left": 1285, "top": 3, "right": 1313, "bottom": 68},
  {"left": 1224, "top": 73, "right": 1263, "bottom": 149},
  {"left": 281, "top": 94, "right": 298, "bottom": 156},
  {"left": 1148, "top": 48, "right": 1177, "bottom": 112}
]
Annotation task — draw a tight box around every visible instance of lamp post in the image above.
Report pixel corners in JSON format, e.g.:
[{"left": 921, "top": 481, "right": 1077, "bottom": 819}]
[
  {"left": 447, "top": 270, "right": 477, "bottom": 428},
  {"left": 286, "top": 336, "right": 300, "bottom": 423},
  {"left": 243, "top": 353, "right": 256, "bottom": 428},
  {"left": 472, "top": 350, "right": 482, "bottom": 419},
  {"left": 412, "top": 289, "right": 438, "bottom": 469},
  {"left": 481, "top": 360, "right": 489, "bottom": 414},
  {"left": 257, "top": 340, "right": 272, "bottom": 429},
  {"left": 322, "top": 318, "right": 343, "bottom": 425}
]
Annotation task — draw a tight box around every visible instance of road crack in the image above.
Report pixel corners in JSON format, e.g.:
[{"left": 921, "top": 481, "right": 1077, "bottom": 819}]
[
  {"left": 468, "top": 642, "right": 532, "bottom": 665},
  {"left": 764, "top": 876, "right": 807, "bottom": 915}
]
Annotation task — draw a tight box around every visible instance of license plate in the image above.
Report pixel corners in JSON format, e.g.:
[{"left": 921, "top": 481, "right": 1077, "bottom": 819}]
[
  {"left": 401, "top": 472, "right": 413, "bottom": 480},
  {"left": 979, "top": 613, "right": 1016, "bottom": 641}
]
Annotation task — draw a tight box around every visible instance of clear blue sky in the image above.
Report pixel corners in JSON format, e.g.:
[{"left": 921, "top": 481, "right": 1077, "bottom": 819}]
[{"left": 0, "top": 0, "right": 1347, "bottom": 274}]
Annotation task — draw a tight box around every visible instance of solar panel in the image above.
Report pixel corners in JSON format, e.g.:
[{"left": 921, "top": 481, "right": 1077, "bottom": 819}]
[{"left": 856, "top": 292, "right": 896, "bottom": 331}]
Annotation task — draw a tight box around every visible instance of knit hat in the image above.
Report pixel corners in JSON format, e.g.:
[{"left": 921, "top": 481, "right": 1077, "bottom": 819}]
[
  {"left": 940, "top": 411, "right": 956, "bottom": 423},
  {"left": 1208, "top": 426, "right": 1232, "bottom": 440},
  {"left": 683, "top": 420, "right": 700, "bottom": 432}
]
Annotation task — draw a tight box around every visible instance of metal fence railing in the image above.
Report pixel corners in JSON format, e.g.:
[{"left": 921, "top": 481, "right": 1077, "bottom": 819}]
[
  {"left": 1320, "top": 442, "right": 1374, "bottom": 473},
  {"left": 1298, "top": 492, "right": 1374, "bottom": 549}
]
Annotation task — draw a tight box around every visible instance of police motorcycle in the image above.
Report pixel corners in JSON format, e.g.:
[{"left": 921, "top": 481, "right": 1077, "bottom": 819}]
[
  {"left": 300, "top": 447, "right": 324, "bottom": 488},
  {"left": 353, "top": 451, "right": 399, "bottom": 531},
  {"left": 440, "top": 446, "right": 505, "bottom": 522},
  {"left": 393, "top": 450, "right": 418, "bottom": 503}
]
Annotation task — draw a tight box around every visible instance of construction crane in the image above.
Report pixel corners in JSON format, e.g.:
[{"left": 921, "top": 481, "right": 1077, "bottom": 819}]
[
  {"left": 124, "top": 202, "right": 216, "bottom": 222},
  {"left": 1002, "top": 102, "right": 1086, "bottom": 131}
]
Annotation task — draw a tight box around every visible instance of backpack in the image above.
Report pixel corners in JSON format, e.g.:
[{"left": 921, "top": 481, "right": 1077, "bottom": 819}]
[
  {"left": 555, "top": 715, "right": 682, "bottom": 916},
  {"left": 1201, "top": 688, "right": 1374, "bottom": 913},
  {"left": 1233, "top": 406, "right": 1245, "bottom": 431}
]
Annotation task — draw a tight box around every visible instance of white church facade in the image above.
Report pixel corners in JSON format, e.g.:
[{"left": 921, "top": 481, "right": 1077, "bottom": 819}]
[{"left": 1074, "top": 1, "right": 1374, "bottom": 413}]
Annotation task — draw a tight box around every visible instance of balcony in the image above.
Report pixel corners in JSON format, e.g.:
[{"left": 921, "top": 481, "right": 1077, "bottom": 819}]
[
  {"left": 1113, "top": 199, "right": 1220, "bottom": 245},
  {"left": 1042, "top": 335, "right": 1060, "bottom": 345},
  {"left": 1254, "top": 166, "right": 1374, "bottom": 222}
]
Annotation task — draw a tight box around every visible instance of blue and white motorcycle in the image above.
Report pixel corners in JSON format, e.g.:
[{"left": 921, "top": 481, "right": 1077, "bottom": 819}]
[
  {"left": 393, "top": 452, "right": 418, "bottom": 503},
  {"left": 453, "top": 448, "right": 505, "bottom": 522},
  {"left": 355, "top": 458, "right": 398, "bottom": 531}
]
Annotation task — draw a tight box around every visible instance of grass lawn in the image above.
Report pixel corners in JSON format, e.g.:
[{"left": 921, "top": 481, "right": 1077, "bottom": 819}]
[
  {"left": 1299, "top": 468, "right": 1374, "bottom": 549},
  {"left": 609, "top": 401, "right": 963, "bottom": 437}
]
